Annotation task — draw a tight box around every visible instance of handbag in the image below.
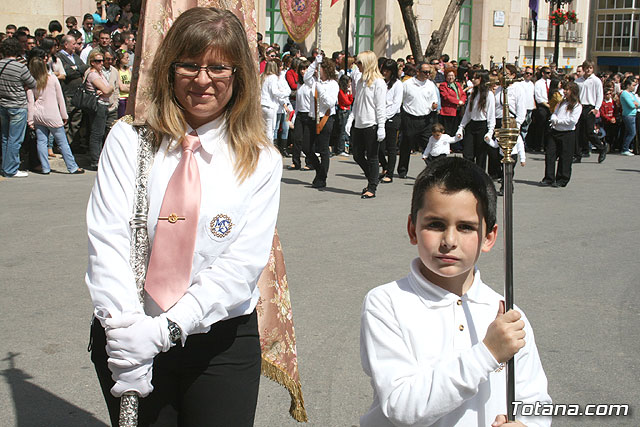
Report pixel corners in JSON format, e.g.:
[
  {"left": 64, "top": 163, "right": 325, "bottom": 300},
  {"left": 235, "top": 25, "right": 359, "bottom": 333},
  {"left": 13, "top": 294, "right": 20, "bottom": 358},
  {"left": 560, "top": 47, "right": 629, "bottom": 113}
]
[{"left": 72, "top": 73, "right": 98, "bottom": 112}]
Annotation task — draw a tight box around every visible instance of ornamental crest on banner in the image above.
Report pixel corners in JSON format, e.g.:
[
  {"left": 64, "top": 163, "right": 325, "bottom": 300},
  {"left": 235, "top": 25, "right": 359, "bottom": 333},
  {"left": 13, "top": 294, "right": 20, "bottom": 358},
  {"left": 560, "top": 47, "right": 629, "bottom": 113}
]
[{"left": 280, "top": 0, "right": 319, "bottom": 43}]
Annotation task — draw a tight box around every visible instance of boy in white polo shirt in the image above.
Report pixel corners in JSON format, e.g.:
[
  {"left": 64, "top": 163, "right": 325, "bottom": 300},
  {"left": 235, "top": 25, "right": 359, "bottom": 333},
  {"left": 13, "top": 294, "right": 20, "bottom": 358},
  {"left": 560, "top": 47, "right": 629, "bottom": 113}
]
[{"left": 360, "top": 157, "right": 551, "bottom": 427}]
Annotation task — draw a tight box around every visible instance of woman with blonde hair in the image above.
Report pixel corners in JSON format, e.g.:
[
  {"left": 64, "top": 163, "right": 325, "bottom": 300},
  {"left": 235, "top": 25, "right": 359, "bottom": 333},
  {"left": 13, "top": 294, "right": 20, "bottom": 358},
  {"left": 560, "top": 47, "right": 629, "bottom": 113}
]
[
  {"left": 85, "top": 48, "right": 113, "bottom": 170},
  {"left": 346, "top": 50, "right": 386, "bottom": 198},
  {"left": 85, "top": 7, "right": 281, "bottom": 425},
  {"left": 27, "top": 56, "right": 84, "bottom": 174}
]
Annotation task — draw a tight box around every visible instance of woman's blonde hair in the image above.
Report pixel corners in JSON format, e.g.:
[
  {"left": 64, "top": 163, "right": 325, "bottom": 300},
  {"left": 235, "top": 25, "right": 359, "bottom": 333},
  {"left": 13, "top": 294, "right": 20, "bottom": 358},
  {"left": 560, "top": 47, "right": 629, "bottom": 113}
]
[
  {"left": 146, "top": 7, "right": 270, "bottom": 182},
  {"left": 28, "top": 57, "right": 49, "bottom": 93},
  {"left": 261, "top": 59, "right": 279, "bottom": 84},
  {"left": 88, "top": 49, "right": 103, "bottom": 69},
  {"left": 357, "top": 51, "right": 383, "bottom": 87}
]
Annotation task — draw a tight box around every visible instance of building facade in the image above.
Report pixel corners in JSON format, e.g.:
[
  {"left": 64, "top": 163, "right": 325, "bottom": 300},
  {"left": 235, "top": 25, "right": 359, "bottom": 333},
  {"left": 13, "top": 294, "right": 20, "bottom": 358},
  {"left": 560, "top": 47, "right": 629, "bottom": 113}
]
[{"left": 587, "top": 0, "right": 640, "bottom": 72}]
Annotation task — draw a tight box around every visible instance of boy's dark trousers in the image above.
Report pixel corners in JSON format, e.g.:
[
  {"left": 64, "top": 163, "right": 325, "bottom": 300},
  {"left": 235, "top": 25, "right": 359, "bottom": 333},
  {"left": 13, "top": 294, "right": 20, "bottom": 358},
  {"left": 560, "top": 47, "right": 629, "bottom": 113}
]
[
  {"left": 544, "top": 129, "right": 575, "bottom": 185},
  {"left": 577, "top": 105, "right": 605, "bottom": 156},
  {"left": 398, "top": 110, "right": 430, "bottom": 177}
]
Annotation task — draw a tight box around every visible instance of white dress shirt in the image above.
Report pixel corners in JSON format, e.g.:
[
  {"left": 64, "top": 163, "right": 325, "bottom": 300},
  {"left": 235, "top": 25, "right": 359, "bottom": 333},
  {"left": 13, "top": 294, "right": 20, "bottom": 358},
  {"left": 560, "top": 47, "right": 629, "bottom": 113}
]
[
  {"left": 495, "top": 84, "right": 526, "bottom": 128},
  {"left": 304, "top": 57, "right": 339, "bottom": 119},
  {"left": 360, "top": 258, "right": 552, "bottom": 427},
  {"left": 276, "top": 71, "right": 292, "bottom": 114},
  {"left": 534, "top": 78, "right": 550, "bottom": 104},
  {"left": 518, "top": 80, "right": 536, "bottom": 110},
  {"left": 294, "top": 78, "right": 312, "bottom": 114},
  {"left": 550, "top": 101, "right": 582, "bottom": 131},
  {"left": 402, "top": 77, "right": 439, "bottom": 117},
  {"left": 385, "top": 79, "right": 403, "bottom": 120},
  {"left": 423, "top": 134, "right": 455, "bottom": 157},
  {"left": 260, "top": 73, "right": 289, "bottom": 110},
  {"left": 459, "top": 91, "right": 496, "bottom": 136},
  {"left": 578, "top": 74, "right": 603, "bottom": 109},
  {"left": 350, "top": 67, "right": 386, "bottom": 129},
  {"left": 86, "top": 117, "right": 282, "bottom": 340}
]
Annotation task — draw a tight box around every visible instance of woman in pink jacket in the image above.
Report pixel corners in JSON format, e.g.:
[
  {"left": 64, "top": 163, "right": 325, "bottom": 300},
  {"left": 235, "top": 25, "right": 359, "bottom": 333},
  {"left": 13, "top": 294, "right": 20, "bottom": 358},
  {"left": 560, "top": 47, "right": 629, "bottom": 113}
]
[{"left": 27, "top": 56, "right": 84, "bottom": 174}]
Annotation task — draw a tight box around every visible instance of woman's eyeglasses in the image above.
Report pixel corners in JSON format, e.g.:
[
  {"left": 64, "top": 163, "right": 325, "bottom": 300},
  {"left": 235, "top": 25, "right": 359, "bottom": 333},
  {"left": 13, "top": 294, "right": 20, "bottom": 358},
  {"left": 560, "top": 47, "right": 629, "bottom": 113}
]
[
  {"left": 172, "top": 62, "right": 235, "bottom": 79},
  {"left": 92, "top": 59, "right": 104, "bottom": 63}
]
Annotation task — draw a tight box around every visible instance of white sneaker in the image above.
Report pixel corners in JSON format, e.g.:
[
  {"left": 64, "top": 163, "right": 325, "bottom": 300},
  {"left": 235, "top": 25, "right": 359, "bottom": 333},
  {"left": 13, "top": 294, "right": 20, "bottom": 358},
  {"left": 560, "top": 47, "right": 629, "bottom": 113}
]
[
  {"left": 9, "top": 170, "right": 28, "bottom": 178},
  {"left": 338, "top": 152, "right": 349, "bottom": 157},
  {"left": 621, "top": 150, "right": 634, "bottom": 156}
]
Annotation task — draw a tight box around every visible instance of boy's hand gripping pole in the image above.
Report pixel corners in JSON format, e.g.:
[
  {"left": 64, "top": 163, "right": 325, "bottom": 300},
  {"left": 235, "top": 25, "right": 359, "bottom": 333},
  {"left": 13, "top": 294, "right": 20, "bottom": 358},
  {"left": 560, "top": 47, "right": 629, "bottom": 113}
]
[{"left": 496, "top": 57, "right": 518, "bottom": 422}]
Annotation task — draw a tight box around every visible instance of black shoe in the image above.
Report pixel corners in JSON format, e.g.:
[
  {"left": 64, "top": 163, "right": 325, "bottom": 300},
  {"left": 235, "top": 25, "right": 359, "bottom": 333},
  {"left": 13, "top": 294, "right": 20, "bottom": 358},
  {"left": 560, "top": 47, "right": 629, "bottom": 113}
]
[
  {"left": 540, "top": 179, "right": 553, "bottom": 187},
  {"left": 582, "top": 152, "right": 591, "bottom": 158},
  {"left": 361, "top": 191, "right": 376, "bottom": 199},
  {"left": 287, "top": 165, "right": 301, "bottom": 170},
  {"left": 71, "top": 168, "right": 85, "bottom": 174},
  {"left": 551, "top": 182, "right": 560, "bottom": 188},
  {"left": 598, "top": 143, "right": 608, "bottom": 163},
  {"left": 398, "top": 173, "right": 407, "bottom": 179},
  {"left": 311, "top": 180, "right": 326, "bottom": 189},
  {"left": 572, "top": 156, "right": 582, "bottom": 164},
  {"left": 557, "top": 181, "right": 568, "bottom": 187},
  {"left": 86, "top": 164, "right": 98, "bottom": 171}
]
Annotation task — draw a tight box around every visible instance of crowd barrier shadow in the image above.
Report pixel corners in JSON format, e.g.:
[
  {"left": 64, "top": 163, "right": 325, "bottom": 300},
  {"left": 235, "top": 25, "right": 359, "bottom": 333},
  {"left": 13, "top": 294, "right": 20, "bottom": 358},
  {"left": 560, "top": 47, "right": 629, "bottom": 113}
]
[{"left": 1, "top": 352, "right": 108, "bottom": 427}]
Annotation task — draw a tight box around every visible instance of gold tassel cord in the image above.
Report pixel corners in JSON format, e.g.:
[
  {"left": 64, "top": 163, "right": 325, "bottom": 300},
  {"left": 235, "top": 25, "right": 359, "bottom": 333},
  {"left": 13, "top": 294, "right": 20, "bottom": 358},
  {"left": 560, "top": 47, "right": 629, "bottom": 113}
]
[{"left": 261, "top": 358, "right": 309, "bottom": 422}]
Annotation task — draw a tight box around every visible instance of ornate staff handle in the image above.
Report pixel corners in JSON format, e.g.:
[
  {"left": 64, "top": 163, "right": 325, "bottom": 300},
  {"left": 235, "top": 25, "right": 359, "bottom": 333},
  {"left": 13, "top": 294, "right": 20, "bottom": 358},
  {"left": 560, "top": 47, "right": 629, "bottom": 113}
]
[{"left": 495, "top": 57, "right": 518, "bottom": 422}]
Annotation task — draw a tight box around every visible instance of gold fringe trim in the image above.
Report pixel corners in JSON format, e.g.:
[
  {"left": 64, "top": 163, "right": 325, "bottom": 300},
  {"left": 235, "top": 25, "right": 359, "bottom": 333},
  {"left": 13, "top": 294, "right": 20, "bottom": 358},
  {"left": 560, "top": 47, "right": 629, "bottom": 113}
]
[
  {"left": 119, "top": 114, "right": 134, "bottom": 125},
  {"left": 261, "top": 357, "right": 309, "bottom": 422}
]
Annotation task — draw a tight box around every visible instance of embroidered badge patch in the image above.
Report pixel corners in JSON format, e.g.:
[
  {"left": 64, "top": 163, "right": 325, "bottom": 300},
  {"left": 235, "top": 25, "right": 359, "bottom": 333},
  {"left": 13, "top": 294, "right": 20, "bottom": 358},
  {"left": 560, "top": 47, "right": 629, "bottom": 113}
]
[{"left": 210, "top": 214, "right": 233, "bottom": 238}]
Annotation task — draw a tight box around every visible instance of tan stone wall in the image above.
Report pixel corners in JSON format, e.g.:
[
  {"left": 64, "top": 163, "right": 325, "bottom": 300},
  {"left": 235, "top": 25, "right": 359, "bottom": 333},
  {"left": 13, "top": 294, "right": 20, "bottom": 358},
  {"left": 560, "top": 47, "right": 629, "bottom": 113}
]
[{"left": 1, "top": 0, "right": 97, "bottom": 35}]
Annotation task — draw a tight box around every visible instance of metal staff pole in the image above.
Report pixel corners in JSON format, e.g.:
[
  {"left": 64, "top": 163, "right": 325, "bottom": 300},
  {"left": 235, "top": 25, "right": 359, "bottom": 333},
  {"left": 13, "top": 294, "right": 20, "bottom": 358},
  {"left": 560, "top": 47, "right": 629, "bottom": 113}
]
[{"left": 496, "top": 57, "right": 518, "bottom": 422}]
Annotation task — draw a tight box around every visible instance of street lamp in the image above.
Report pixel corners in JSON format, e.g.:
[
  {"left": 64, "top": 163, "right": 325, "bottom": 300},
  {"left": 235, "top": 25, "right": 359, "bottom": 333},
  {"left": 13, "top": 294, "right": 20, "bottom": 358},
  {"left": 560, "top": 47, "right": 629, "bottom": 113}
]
[{"left": 546, "top": 0, "right": 571, "bottom": 65}]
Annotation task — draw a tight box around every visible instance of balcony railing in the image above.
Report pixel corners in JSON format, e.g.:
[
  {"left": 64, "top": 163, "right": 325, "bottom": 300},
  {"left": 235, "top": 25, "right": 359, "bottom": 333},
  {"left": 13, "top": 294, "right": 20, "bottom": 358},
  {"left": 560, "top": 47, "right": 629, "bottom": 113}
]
[{"left": 520, "top": 17, "right": 583, "bottom": 43}]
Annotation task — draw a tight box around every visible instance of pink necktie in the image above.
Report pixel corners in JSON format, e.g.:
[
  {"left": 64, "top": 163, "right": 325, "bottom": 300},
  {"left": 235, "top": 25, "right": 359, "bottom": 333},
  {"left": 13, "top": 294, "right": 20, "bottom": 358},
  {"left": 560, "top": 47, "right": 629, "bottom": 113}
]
[{"left": 144, "top": 131, "right": 202, "bottom": 311}]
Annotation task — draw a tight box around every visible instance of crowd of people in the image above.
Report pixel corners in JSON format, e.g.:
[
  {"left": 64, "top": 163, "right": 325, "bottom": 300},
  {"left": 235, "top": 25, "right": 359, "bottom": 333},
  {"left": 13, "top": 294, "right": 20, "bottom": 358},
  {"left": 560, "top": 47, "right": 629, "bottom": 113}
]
[
  {"left": 0, "top": 0, "right": 136, "bottom": 177},
  {"left": 2, "top": 7, "right": 639, "bottom": 185},
  {"left": 259, "top": 41, "right": 640, "bottom": 196}
]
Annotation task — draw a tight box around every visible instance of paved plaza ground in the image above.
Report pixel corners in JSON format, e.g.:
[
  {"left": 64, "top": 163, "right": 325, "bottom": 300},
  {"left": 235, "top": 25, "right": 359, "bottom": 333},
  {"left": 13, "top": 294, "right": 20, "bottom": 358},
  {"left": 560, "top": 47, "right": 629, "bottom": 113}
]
[{"left": 1, "top": 150, "right": 638, "bottom": 426}]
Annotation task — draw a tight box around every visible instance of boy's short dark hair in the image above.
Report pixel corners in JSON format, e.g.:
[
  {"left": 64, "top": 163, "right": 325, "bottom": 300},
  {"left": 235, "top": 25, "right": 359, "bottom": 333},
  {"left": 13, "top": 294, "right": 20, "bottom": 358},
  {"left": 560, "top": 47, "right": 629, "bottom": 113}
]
[
  {"left": 48, "top": 20, "right": 62, "bottom": 33},
  {"left": 411, "top": 157, "right": 497, "bottom": 234},
  {"left": 431, "top": 122, "right": 445, "bottom": 133}
]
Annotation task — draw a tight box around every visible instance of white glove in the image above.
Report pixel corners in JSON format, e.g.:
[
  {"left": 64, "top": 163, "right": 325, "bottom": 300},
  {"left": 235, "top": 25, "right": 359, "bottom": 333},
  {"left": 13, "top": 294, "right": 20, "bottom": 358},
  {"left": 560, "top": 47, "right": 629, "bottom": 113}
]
[
  {"left": 456, "top": 127, "right": 464, "bottom": 140},
  {"left": 550, "top": 117, "right": 558, "bottom": 126},
  {"left": 109, "top": 359, "right": 154, "bottom": 398},
  {"left": 483, "top": 132, "right": 493, "bottom": 143},
  {"left": 345, "top": 115, "right": 354, "bottom": 136},
  {"left": 105, "top": 314, "right": 171, "bottom": 369},
  {"left": 377, "top": 126, "right": 386, "bottom": 142},
  {"left": 486, "top": 137, "right": 499, "bottom": 148},
  {"left": 315, "top": 54, "right": 323, "bottom": 64}
]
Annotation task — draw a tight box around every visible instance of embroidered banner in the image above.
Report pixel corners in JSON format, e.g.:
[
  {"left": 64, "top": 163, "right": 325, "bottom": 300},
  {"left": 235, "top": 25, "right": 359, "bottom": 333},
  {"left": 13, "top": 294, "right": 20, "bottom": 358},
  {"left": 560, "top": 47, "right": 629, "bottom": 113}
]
[{"left": 280, "top": 0, "right": 319, "bottom": 43}]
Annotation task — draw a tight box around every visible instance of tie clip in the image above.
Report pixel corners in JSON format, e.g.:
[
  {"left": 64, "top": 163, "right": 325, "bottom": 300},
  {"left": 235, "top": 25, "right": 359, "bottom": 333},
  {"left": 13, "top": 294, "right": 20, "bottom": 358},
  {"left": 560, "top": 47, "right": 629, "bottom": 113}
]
[{"left": 158, "top": 213, "right": 186, "bottom": 224}]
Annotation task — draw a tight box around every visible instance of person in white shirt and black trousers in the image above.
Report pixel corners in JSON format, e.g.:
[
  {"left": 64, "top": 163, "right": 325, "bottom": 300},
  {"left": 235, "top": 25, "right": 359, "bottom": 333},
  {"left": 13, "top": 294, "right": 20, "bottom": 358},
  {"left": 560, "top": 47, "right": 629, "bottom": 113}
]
[
  {"left": 541, "top": 81, "right": 582, "bottom": 187},
  {"left": 399, "top": 62, "right": 439, "bottom": 178},
  {"left": 346, "top": 51, "right": 386, "bottom": 199},
  {"left": 457, "top": 69, "right": 495, "bottom": 171},
  {"left": 86, "top": 9, "right": 281, "bottom": 426},
  {"left": 303, "top": 54, "right": 339, "bottom": 189},
  {"left": 575, "top": 60, "right": 607, "bottom": 163},
  {"left": 530, "top": 66, "right": 552, "bottom": 153},
  {"left": 378, "top": 59, "right": 403, "bottom": 184}
]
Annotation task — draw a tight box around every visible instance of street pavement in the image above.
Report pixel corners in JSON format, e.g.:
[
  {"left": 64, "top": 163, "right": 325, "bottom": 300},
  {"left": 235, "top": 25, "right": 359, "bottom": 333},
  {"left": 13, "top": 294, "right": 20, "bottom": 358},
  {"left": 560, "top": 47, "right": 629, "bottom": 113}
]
[{"left": 1, "top": 150, "right": 638, "bottom": 426}]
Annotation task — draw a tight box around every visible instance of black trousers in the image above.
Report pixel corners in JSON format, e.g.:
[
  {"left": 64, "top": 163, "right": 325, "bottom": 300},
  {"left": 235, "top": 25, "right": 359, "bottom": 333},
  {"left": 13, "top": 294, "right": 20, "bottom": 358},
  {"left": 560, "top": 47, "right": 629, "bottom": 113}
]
[
  {"left": 544, "top": 129, "right": 575, "bottom": 185},
  {"left": 352, "top": 125, "right": 380, "bottom": 193},
  {"left": 290, "top": 112, "right": 309, "bottom": 168},
  {"left": 398, "top": 111, "right": 430, "bottom": 176},
  {"left": 91, "top": 311, "right": 261, "bottom": 427},
  {"left": 303, "top": 115, "right": 334, "bottom": 185},
  {"left": 88, "top": 103, "right": 108, "bottom": 166},
  {"left": 577, "top": 104, "right": 605, "bottom": 155},
  {"left": 462, "top": 120, "right": 489, "bottom": 171},
  {"left": 378, "top": 113, "right": 401, "bottom": 178},
  {"left": 531, "top": 105, "right": 550, "bottom": 151}
]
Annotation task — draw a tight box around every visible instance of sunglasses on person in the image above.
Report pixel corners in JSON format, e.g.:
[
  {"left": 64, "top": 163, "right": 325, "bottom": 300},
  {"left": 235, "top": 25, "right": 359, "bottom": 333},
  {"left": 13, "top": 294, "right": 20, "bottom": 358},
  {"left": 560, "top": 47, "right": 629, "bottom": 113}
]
[
  {"left": 525, "top": 72, "right": 533, "bottom": 75},
  {"left": 92, "top": 59, "right": 104, "bottom": 63},
  {"left": 419, "top": 69, "right": 430, "bottom": 74}
]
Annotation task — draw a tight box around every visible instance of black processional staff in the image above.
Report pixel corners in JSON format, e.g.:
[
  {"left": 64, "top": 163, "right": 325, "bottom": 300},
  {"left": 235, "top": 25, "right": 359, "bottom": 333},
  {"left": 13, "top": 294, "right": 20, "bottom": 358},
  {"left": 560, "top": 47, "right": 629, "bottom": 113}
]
[{"left": 496, "top": 57, "right": 519, "bottom": 422}]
